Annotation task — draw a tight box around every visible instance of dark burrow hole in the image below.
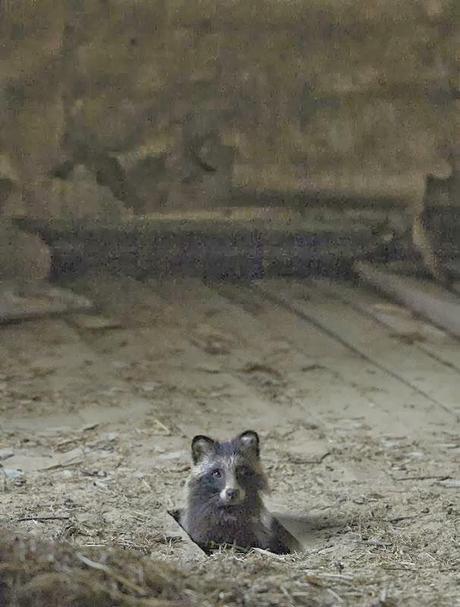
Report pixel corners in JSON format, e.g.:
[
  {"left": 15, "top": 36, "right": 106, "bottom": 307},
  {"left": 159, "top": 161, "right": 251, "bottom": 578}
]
[{"left": 167, "top": 508, "right": 305, "bottom": 556}]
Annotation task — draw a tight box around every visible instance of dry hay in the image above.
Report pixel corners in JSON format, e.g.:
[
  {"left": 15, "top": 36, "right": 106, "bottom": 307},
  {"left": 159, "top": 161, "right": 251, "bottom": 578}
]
[
  {"left": 0, "top": 529, "right": 187, "bottom": 607},
  {"left": 1, "top": 508, "right": 459, "bottom": 607},
  {"left": 0, "top": 529, "right": 329, "bottom": 607}
]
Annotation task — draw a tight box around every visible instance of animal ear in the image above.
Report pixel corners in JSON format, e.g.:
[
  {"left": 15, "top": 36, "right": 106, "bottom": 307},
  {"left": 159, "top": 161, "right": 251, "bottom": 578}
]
[
  {"left": 191, "top": 435, "right": 215, "bottom": 464},
  {"left": 238, "top": 430, "right": 260, "bottom": 456}
]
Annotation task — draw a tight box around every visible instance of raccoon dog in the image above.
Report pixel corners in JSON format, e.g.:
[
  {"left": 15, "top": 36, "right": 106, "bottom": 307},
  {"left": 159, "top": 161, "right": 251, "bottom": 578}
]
[{"left": 180, "top": 430, "right": 301, "bottom": 554}]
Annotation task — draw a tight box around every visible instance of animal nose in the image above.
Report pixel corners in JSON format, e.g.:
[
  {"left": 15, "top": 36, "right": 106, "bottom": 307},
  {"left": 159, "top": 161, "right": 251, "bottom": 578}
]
[{"left": 225, "top": 488, "right": 239, "bottom": 501}]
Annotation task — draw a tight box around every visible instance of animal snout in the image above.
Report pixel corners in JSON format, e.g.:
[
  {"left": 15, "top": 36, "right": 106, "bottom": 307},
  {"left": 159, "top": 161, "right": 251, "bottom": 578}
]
[
  {"left": 225, "top": 488, "right": 240, "bottom": 501},
  {"left": 220, "top": 482, "right": 245, "bottom": 504}
]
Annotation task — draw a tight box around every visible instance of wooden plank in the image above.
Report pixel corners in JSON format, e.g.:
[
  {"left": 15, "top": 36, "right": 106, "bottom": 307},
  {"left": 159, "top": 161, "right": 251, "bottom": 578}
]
[
  {"left": 15, "top": 207, "right": 380, "bottom": 232},
  {"left": 0, "top": 317, "right": 153, "bottom": 432},
  {"left": 16, "top": 213, "right": 385, "bottom": 279},
  {"left": 354, "top": 262, "right": 460, "bottom": 337},
  {"left": 372, "top": 260, "right": 460, "bottom": 287},
  {"left": 163, "top": 510, "right": 206, "bottom": 561},
  {"left": 0, "top": 281, "right": 92, "bottom": 324},
  {"left": 312, "top": 278, "right": 460, "bottom": 372},
  {"left": 154, "top": 278, "right": 384, "bottom": 422},
  {"left": 228, "top": 283, "right": 459, "bottom": 429},
  {"left": 256, "top": 279, "right": 460, "bottom": 421},
  {"left": 156, "top": 279, "right": 454, "bottom": 436},
  {"left": 69, "top": 275, "right": 309, "bottom": 437}
]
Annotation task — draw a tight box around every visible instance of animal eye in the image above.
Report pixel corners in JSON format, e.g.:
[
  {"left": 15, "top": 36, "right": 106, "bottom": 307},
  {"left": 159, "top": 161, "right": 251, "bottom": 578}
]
[{"left": 211, "top": 469, "right": 223, "bottom": 478}]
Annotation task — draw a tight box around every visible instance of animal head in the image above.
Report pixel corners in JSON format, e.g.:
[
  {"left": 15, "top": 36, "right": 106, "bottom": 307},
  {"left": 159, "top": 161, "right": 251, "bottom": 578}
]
[{"left": 188, "top": 430, "right": 269, "bottom": 507}]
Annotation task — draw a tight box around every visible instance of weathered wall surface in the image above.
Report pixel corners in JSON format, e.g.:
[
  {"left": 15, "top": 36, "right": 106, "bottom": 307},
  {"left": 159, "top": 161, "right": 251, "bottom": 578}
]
[{"left": 0, "top": 0, "right": 458, "bottom": 227}]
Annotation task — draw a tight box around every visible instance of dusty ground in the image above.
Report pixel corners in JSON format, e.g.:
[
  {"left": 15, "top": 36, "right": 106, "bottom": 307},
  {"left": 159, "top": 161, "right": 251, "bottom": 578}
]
[{"left": 0, "top": 274, "right": 459, "bottom": 606}]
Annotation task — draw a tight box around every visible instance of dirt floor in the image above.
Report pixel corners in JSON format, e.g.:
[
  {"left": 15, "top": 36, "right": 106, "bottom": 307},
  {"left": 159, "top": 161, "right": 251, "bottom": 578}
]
[{"left": 0, "top": 274, "right": 459, "bottom": 606}]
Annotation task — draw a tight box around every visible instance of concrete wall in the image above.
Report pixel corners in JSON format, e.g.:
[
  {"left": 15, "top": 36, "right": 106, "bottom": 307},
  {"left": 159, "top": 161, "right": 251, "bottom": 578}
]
[{"left": 0, "top": 0, "right": 458, "bottom": 223}]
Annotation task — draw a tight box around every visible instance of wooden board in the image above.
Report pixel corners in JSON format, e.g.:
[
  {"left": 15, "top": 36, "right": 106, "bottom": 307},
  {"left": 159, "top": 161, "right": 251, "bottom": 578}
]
[
  {"left": 0, "top": 281, "right": 92, "bottom": 324},
  {"left": 153, "top": 279, "right": 456, "bottom": 436},
  {"left": 164, "top": 510, "right": 206, "bottom": 560},
  {"left": 69, "top": 275, "right": 312, "bottom": 436},
  {"left": 312, "top": 278, "right": 460, "bottom": 372},
  {"left": 15, "top": 214, "right": 387, "bottom": 279},
  {"left": 255, "top": 279, "right": 460, "bottom": 421},
  {"left": 354, "top": 262, "right": 460, "bottom": 337},
  {"left": 0, "top": 316, "right": 153, "bottom": 432}
]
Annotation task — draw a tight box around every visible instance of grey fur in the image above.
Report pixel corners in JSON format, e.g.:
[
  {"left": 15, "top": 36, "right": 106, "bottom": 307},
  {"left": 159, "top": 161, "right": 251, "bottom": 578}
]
[{"left": 180, "top": 430, "right": 301, "bottom": 554}]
